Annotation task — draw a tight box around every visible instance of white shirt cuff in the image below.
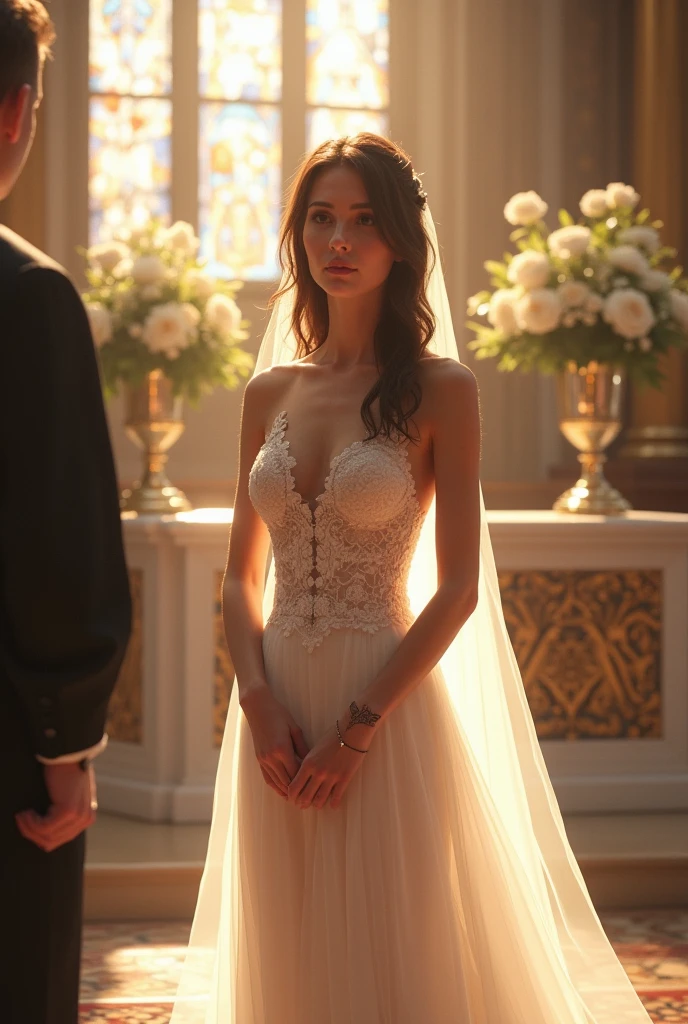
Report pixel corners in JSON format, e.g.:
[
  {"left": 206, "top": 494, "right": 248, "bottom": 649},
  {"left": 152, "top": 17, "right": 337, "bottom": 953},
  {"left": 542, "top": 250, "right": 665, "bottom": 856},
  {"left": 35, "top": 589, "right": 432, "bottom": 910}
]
[{"left": 36, "top": 732, "right": 109, "bottom": 765}]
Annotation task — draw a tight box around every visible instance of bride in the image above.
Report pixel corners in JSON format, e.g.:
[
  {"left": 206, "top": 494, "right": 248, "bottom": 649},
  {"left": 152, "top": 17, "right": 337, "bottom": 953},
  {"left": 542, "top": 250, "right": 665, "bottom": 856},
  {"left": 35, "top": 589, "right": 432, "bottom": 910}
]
[{"left": 170, "top": 134, "right": 652, "bottom": 1024}]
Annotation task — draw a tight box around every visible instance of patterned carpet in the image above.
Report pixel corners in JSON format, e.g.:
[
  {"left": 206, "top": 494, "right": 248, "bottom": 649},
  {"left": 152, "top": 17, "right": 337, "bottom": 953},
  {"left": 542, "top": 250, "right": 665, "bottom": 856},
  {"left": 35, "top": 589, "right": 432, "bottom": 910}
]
[{"left": 79, "top": 908, "right": 688, "bottom": 1022}]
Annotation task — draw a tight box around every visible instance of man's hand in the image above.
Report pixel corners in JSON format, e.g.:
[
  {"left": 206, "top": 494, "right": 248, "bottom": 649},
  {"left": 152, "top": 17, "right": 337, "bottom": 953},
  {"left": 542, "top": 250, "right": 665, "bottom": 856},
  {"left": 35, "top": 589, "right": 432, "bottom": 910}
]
[{"left": 15, "top": 762, "right": 98, "bottom": 852}]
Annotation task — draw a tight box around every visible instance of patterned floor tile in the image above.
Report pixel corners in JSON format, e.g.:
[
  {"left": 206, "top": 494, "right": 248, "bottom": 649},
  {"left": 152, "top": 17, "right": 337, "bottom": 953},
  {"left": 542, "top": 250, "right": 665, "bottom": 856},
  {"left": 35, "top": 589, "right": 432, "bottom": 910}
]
[{"left": 79, "top": 909, "right": 688, "bottom": 1023}]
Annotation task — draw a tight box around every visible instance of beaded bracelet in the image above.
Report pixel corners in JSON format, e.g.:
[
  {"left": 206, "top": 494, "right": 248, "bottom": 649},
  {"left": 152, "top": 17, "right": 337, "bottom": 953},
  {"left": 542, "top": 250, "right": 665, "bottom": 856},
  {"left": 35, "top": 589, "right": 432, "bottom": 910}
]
[{"left": 335, "top": 719, "right": 368, "bottom": 754}]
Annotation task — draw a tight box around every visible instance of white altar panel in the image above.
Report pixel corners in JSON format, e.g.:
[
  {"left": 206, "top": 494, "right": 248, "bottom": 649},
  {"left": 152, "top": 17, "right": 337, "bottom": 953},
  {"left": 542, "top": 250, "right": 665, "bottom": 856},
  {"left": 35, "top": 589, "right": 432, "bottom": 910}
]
[
  {"left": 489, "top": 511, "right": 688, "bottom": 814},
  {"left": 95, "top": 510, "right": 688, "bottom": 822},
  {"left": 96, "top": 514, "right": 235, "bottom": 823}
]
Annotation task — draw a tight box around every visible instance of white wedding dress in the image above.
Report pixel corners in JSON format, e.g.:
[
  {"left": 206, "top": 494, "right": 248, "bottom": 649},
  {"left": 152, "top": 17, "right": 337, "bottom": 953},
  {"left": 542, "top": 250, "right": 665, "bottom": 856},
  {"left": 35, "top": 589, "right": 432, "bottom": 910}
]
[{"left": 169, "top": 206, "right": 652, "bottom": 1024}]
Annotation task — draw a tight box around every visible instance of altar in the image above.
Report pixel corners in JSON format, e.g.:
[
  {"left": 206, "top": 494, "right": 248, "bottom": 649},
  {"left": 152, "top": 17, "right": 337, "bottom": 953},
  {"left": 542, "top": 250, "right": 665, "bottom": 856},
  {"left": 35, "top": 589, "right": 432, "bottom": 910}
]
[{"left": 94, "top": 510, "right": 688, "bottom": 822}]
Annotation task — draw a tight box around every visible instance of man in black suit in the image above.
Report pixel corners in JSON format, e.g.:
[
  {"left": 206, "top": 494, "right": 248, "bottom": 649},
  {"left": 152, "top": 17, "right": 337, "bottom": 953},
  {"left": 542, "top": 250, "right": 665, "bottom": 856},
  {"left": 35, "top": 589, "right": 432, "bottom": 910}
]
[{"left": 0, "top": 3, "right": 132, "bottom": 1021}]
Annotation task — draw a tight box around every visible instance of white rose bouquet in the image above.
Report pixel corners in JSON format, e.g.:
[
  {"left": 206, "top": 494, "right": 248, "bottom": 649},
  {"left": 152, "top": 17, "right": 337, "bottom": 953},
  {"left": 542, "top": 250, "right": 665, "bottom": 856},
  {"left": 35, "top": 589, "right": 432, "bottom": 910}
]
[
  {"left": 81, "top": 219, "right": 254, "bottom": 404},
  {"left": 466, "top": 184, "right": 688, "bottom": 386}
]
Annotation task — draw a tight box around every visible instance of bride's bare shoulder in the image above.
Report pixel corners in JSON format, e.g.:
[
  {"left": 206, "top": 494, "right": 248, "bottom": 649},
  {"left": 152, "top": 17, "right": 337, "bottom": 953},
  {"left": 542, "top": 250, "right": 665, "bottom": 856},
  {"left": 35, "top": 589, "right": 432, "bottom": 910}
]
[
  {"left": 242, "top": 363, "right": 299, "bottom": 418},
  {"left": 416, "top": 356, "right": 480, "bottom": 445},
  {"left": 418, "top": 354, "right": 478, "bottom": 396}
]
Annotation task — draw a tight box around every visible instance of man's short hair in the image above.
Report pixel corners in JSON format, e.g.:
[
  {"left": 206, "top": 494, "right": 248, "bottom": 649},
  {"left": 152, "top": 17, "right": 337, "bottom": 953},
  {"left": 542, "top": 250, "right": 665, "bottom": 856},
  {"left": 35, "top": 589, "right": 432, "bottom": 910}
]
[{"left": 0, "top": 0, "right": 55, "bottom": 103}]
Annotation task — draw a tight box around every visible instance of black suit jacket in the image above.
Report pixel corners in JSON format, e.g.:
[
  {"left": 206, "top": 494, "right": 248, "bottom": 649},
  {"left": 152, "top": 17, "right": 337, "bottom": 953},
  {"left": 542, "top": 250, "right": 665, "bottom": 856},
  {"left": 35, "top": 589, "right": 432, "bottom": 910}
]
[{"left": 0, "top": 225, "right": 131, "bottom": 762}]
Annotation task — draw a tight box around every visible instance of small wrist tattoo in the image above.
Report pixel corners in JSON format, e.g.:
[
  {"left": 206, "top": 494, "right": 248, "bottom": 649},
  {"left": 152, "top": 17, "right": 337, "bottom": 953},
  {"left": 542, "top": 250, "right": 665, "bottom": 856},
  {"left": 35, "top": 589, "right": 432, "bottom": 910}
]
[{"left": 347, "top": 701, "right": 381, "bottom": 730}]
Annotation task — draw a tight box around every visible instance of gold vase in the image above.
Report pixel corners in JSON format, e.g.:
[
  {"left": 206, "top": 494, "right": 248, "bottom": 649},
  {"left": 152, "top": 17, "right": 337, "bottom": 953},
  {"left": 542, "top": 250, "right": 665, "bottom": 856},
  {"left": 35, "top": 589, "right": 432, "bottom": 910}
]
[
  {"left": 553, "top": 361, "right": 631, "bottom": 515},
  {"left": 119, "top": 370, "right": 192, "bottom": 515}
]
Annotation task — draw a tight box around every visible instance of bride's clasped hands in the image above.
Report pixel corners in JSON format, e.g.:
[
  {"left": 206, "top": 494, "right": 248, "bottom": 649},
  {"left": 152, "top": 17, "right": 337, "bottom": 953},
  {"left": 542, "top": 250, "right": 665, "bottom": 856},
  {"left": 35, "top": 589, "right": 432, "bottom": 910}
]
[
  {"left": 240, "top": 686, "right": 309, "bottom": 800},
  {"left": 286, "top": 706, "right": 374, "bottom": 811},
  {"left": 240, "top": 684, "right": 372, "bottom": 811}
]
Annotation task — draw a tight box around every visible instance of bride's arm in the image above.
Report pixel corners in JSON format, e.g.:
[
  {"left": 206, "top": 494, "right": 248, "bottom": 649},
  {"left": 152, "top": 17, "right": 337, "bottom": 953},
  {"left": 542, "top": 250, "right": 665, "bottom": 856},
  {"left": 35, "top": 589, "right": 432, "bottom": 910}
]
[
  {"left": 223, "top": 373, "right": 310, "bottom": 796},
  {"left": 222, "top": 374, "right": 274, "bottom": 707},
  {"left": 343, "top": 359, "right": 482, "bottom": 750}
]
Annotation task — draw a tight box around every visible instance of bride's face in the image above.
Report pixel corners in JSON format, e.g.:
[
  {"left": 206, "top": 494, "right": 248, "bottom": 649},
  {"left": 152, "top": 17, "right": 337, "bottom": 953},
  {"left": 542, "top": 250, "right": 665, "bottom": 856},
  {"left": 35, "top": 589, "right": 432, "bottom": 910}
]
[{"left": 302, "top": 165, "right": 398, "bottom": 298}]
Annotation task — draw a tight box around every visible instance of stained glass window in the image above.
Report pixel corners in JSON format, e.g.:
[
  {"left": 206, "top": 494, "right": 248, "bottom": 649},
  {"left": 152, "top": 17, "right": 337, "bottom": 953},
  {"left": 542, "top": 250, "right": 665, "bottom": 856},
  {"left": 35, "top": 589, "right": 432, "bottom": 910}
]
[
  {"left": 199, "top": 103, "right": 281, "bottom": 281},
  {"left": 89, "top": 96, "right": 172, "bottom": 242},
  {"left": 89, "top": 0, "right": 172, "bottom": 96},
  {"left": 199, "top": 0, "right": 281, "bottom": 102},
  {"left": 198, "top": 2, "right": 282, "bottom": 281},
  {"left": 88, "top": 0, "right": 172, "bottom": 244},
  {"left": 87, "top": 0, "right": 390, "bottom": 278},
  {"left": 306, "top": 0, "right": 389, "bottom": 110},
  {"left": 307, "top": 106, "right": 388, "bottom": 151}
]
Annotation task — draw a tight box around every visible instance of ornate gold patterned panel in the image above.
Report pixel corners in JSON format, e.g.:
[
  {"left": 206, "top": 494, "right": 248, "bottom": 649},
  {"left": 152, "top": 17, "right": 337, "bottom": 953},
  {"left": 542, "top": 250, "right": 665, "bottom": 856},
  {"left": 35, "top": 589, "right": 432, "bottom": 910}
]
[
  {"left": 106, "top": 568, "right": 143, "bottom": 744},
  {"left": 497, "top": 569, "right": 662, "bottom": 740},
  {"left": 214, "top": 570, "right": 235, "bottom": 747}
]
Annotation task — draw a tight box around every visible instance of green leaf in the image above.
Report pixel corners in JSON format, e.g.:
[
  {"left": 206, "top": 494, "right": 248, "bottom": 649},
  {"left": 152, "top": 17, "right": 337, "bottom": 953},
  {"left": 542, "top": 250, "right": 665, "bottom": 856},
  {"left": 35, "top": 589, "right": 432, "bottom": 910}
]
[
  {"left": 528, "top": 230, "right": 547, "bottom": 253},
  {"left": 484, "top": 260, "right": 507, "bottom": 276},
  {"left": 558, "top": 208, "right": 574, "bottom": 227}
]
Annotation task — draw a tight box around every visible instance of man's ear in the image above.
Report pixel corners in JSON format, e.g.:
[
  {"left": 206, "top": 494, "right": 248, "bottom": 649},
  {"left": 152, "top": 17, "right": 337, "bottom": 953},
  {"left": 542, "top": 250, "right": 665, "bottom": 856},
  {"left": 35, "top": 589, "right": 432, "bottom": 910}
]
[{"left": 3, "top": 84, "right": 32, "bottom": 144}]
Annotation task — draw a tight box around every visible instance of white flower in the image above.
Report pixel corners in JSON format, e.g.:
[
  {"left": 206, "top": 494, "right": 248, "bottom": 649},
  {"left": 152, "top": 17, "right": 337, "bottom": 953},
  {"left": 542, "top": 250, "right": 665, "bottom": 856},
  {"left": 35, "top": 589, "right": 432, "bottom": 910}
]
[
  {"left": 608, "top": 245, "right": 649, "bottom": 277},
  {"left": 606, "top": 182, "right": 640, "bottom": 210},
  {"left": 669, "top": 290, "right": 688, "bottom": 333},
  {"left": 85, "top": 302, "right": 112, "bottom": 347},
  {"left": 126, "top": 226, "right": 153, "bottom": 247},
  {"left": 487, "top": 288, "right": 520, "bottom": 335},
  {"left": 205, "top": 293, "right": 242, "bottom": 334},
  {"left": 111, "top": 258, "right": 133, "bottom": 280},
  {"left": 161, "top": 220, "right": 200, "bottom": 255},
  {"left": 581, "top": 312, "right": 598, "bottom": 327},
  {"left": 88, "top": 241, "right": 130, "bottom": 274},
  {"left": 141, "top": 284, "right": 163, "bottom": 301},
  {"left": 585, "top": 292, "right": 604, "bottom": 313},
  {"left": 562, "top": 311, "right": 578, "bottom": 328},
  {"left": 603, "top": 288, "right": 656, "bottom": 339},
  {"left": 503, "top": 190, "right": 548, "bottom": 226},
  {"left": 580, "top": 189, "right": 608, "bottom": 218},
  {"left": 186, "top": 269, "right": 215, "bottom": 301},
  {"left": 642, "top": 269, "right": 671, "bottom": 293},
  {"left": 181, "top": 302, "right": 201, "bottom": 332},
  {"left": 514, "top": 288, "right": 563, "bottom": 334},
  {"left": 557, "top": 280, "right": 590, "bottom": 308},
  {"left": 547, "top": 226, "right": 591, "bottom": 259},
  {"left": 132, "top": 255, "right": 167, "bottom": 286},
  {"left": 466, "top": 292, "right": 483, "bottom": 315},
  {"left": 142, "top": 302, "right": 194, "bottom": 358},
  {"left": 638, "top": 336, "right": 653, "bottom": 352},
  {"left": 506, "top": 250, "right": 551, "bottom": 290},
  {"left": 617, "top": 226, "right": 660, "bottom": 253}
]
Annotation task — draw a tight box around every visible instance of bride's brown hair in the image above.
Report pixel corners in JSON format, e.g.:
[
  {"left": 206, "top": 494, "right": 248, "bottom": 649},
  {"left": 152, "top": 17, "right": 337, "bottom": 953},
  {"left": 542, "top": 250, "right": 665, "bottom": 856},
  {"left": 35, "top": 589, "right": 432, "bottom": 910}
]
[{"left": 269, "top": 132, "right": 436, "bottom": 443}]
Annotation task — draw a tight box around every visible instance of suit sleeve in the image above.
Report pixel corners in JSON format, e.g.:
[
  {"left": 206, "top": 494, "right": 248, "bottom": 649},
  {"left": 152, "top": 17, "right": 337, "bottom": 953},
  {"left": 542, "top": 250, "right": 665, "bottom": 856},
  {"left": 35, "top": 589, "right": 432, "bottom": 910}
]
[{"left": 0, "top": 265, "right": 132, "bottom": 759}]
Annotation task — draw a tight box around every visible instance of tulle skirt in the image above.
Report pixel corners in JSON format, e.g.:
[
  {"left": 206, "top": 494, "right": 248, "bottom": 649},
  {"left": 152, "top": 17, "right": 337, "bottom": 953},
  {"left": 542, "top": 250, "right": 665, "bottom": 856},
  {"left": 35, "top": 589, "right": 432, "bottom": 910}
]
[{"left": 168, "top": 620, "right": 641, "bottom": 1024}]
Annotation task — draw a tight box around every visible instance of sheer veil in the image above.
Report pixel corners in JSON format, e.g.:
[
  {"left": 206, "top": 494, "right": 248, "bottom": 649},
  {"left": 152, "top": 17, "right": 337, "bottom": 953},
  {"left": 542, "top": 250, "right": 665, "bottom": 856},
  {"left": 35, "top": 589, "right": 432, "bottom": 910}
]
[{"left": 169, "top": 205, "right": 651, "bottom": 1023}]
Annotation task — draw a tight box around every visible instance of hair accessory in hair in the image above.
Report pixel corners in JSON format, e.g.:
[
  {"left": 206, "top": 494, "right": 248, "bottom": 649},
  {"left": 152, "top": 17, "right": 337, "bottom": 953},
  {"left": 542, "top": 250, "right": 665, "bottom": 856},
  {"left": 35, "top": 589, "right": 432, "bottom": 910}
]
[{"left": 411, "top": 172, "right": 428, "bottom": 209}]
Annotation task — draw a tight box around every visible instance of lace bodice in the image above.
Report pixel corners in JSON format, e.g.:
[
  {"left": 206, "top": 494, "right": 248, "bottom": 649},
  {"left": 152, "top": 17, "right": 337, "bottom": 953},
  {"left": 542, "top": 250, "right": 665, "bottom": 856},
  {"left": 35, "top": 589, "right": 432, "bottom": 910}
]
[{"left": 249, "top": 410, "right": 428, "bottom": 652}]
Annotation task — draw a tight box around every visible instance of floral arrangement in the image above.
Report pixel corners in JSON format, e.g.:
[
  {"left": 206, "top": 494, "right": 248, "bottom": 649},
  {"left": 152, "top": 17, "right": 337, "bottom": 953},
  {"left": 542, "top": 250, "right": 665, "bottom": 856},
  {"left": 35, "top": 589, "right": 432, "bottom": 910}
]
[
  {"left": 466, "top": 183, "right": 688, "bottom": 386},
  {"left": 82, "top": 219, "right": 254, "bottom": 404}
]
